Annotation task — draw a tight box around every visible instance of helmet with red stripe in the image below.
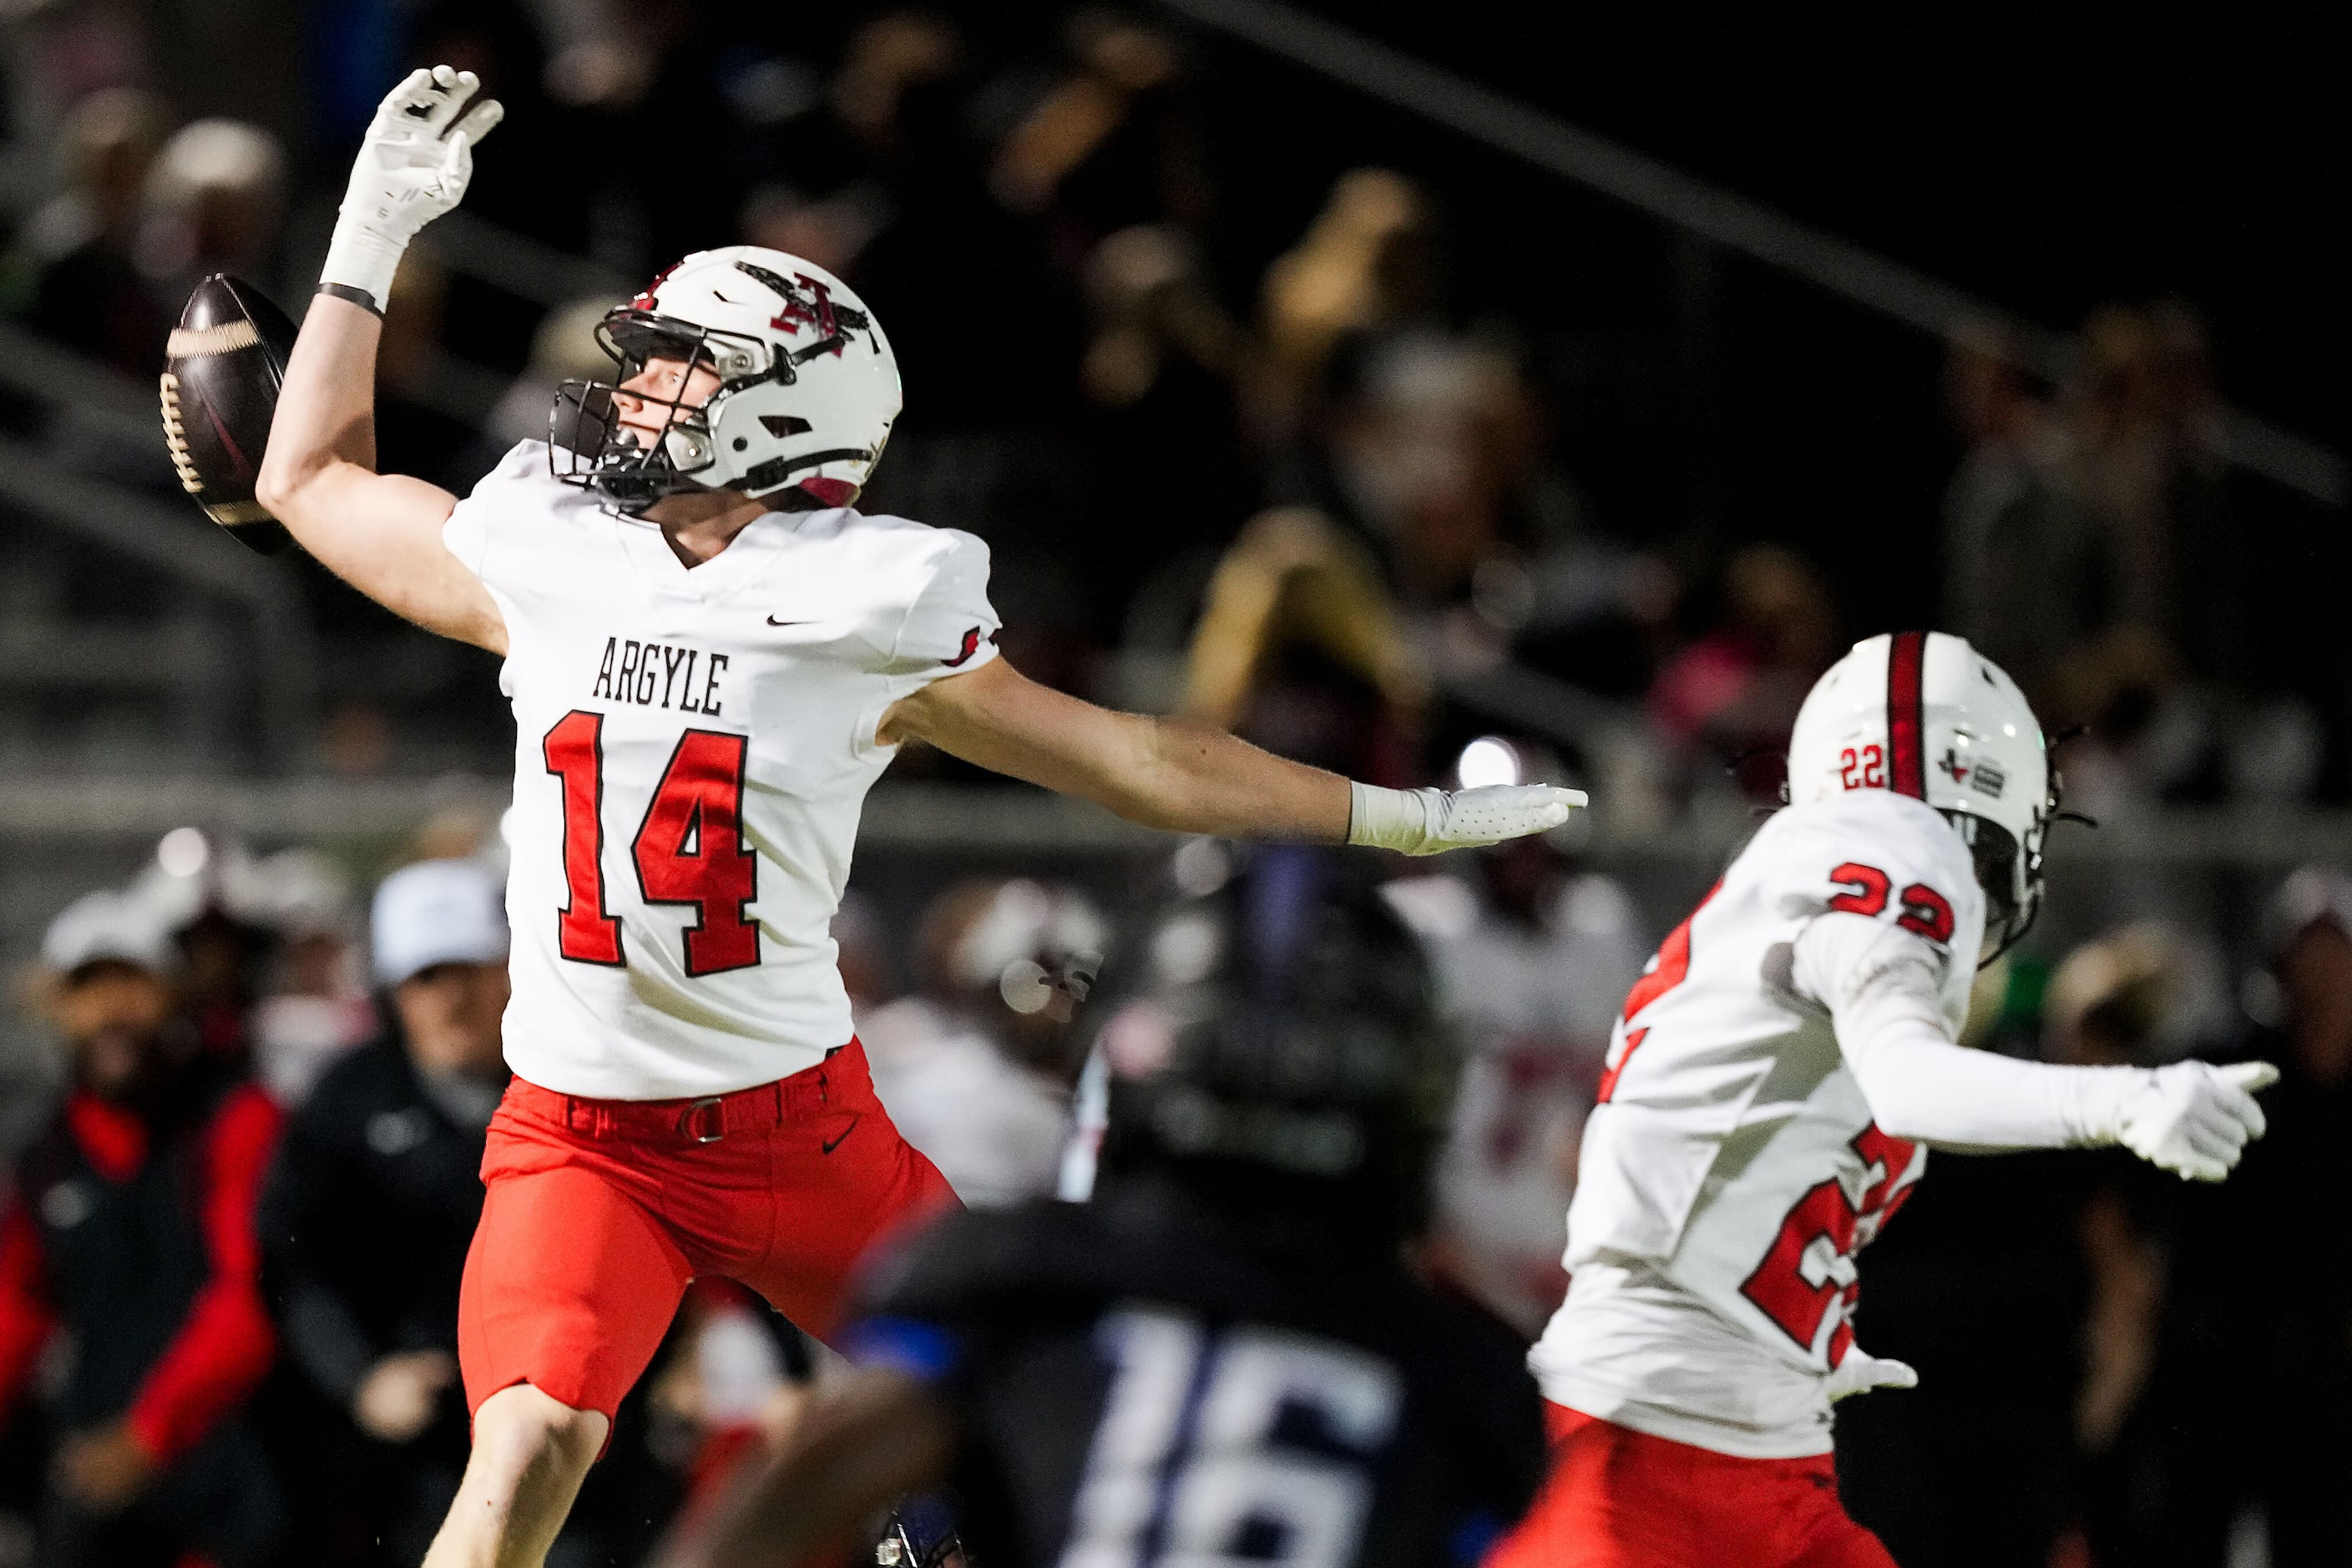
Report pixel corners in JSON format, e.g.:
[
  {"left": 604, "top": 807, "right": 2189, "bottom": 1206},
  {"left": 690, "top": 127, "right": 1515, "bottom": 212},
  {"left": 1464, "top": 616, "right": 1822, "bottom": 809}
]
[
  {"left": 549, "top": 245, "right": 898, "bottom": 513},
  {"left": 1788, "top": 631, "right": 2054, "bottom": 961}
]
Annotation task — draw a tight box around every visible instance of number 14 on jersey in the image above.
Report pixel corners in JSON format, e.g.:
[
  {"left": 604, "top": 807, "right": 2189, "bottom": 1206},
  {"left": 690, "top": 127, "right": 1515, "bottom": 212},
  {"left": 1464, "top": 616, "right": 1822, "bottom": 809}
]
[{"left": 542, "top": 711, "right": 762, "bottom": 976}]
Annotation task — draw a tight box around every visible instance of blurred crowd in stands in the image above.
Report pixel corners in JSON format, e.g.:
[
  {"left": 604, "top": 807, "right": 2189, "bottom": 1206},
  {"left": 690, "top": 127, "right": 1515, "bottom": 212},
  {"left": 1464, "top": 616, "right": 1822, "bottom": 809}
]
[
  {"left": 2, "top": 0, "right": 2344, "bottom": 804},
  {"left": 0, "top": 822, "right": 2347, "bottom": 1566},
  {"left": 1, "top": 3, "right": 2348, "bottom": 1565}
]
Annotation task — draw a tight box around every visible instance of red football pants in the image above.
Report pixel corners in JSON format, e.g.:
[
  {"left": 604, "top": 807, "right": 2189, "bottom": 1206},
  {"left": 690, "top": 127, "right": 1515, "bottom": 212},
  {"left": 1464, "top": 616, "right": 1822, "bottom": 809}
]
[
  {"left": 1484, "top": 1403, "right": 1898, "bottom": 1568},
  {"left": 457, "top": 1040, "right": 958, "bottom": 1423}
]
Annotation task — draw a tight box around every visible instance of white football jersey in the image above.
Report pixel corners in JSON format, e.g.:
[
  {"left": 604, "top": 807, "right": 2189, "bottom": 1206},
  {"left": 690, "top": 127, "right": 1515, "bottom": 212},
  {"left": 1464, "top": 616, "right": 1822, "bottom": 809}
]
[
  {"left": 1528, "top": 787, "right": 1985, "bottom": 1459},
  {"left": 1384, "top": 873, "right": 1650, "bottom": 1333},
  {"left": 443, "top": 442, "right": 1000, "bottom": 1100}
]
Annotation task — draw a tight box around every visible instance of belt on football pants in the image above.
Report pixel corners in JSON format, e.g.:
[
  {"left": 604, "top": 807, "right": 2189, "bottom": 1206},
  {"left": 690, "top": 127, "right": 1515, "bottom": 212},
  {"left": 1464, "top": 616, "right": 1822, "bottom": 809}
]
[{"left": 509, "top": 1043, "right": 850, "bottom": 1145}]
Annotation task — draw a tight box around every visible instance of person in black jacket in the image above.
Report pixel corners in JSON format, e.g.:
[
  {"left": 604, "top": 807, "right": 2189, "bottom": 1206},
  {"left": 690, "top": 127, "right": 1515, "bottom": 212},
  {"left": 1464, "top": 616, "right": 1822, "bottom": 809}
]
[
  {"left": 260, "top": 859, "right": 513, "bottom": 1565},
  {"left": 665, "top": 848, "right": 1549, "bottom": 1568},
  {"left": 0, "top": 891, "right": 283, "bottom": 1568},
  {"left": 2148, "top": 868, "right": 2352, "bottom": 1567}
]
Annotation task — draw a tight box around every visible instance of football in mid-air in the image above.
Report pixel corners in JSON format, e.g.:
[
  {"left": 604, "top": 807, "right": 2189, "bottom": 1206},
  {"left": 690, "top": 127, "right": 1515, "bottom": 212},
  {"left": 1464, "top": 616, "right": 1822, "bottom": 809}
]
[{"left": 159, "top": 273, "right": 300, "bottom": 554}]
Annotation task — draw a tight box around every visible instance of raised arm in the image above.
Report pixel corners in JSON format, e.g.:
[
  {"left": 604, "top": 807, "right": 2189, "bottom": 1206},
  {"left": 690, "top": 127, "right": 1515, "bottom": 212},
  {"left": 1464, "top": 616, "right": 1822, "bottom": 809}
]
[
  {"left": 879, "top": 655, "right": 1584, "bottom": 852},
  {"left": 258, "top": 295, "right": 502, "bottom": 650},
  {"left": 253, "top": 67, "right": 506, "bottom": 654}
]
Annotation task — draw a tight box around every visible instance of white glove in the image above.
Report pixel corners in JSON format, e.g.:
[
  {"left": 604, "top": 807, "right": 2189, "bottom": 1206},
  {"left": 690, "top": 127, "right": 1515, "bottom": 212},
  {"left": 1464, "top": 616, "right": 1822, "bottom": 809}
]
[
  {"left": 1346, "top": 781, "right": 1588, "bottom": 856},
  {"left": 320, "top": 65, "right": 504, "bottom": 312},
  {"left": 2110, "top": 1060, "right": 2276, "bottom": 1182},
  {"left": 1824, "top": 1346, "right": 1918, "bottom": 1404}
]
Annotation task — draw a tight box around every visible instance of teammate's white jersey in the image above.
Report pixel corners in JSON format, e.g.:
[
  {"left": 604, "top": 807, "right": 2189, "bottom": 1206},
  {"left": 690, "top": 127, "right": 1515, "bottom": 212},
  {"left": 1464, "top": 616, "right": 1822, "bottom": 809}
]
[
  {"left": 1530, "top": 787, "right": 1985, "bottom": 1458},
  {"left": 1384, "top": 872, "right": 1649, "bottom": 1333},
  {"left": 443, "top": 442, "right": 999, "bottom": 1100}
]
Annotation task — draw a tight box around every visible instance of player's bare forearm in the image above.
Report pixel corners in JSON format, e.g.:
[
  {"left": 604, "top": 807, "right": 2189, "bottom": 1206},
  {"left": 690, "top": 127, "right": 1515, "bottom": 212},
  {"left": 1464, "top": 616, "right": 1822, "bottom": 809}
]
[
  {"left": 256, "top": 294, "right": 505, "bottom": 653},
  {"left": 262, "top": 290, "right": 380, "bottom": 484},
  {"left": 659, "top": 1368, "right": 953, "bottom": 1568},
  {"left": 881, "top": 656, "right": 1351, "bottom": 841}
]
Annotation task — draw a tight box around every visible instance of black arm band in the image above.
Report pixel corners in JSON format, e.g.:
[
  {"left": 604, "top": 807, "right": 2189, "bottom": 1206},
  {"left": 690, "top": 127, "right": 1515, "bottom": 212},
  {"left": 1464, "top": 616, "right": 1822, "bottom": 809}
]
[{"left": 316, "top": 281, "right": 383, "bottom": 317}]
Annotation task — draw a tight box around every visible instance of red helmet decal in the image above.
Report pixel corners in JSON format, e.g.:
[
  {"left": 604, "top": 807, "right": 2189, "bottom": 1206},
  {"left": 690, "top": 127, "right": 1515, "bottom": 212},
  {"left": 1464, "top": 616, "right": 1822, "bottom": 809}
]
[
  {"left": 797, "top": 477, "right": 857, "bottom": 508},
  {"left": 630, "top": 260, "right": 681, "bottom": 311},
  {"left": 1885, "top": 630, "right": 1927, "bottom": 798}
]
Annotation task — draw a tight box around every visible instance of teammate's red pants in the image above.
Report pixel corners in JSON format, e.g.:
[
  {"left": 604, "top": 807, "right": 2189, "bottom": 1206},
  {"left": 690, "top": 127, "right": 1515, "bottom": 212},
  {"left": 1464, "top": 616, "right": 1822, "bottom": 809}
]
[
  {"left": 457, "top": 1040, "right": 958, "bottom": 1424},
  {"left": 1484, "top": 1403, "right": 1898, "bottom": 1568}
]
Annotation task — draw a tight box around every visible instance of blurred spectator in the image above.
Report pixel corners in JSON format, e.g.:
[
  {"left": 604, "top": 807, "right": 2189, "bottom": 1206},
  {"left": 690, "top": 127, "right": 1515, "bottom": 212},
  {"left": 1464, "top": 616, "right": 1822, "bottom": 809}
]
[
  {"left": 2152, "top": 868, "right": 2352, "bottom": 1566},
  {"left": 860, "top": 879, "right": 1103, "bottom": 1207},
  {"left": 1940, "top": 326, "right": 2102, "bottom": 711},
  {"left": 1256, "top": 167, "right": 1440, "bottom": 444},
  {"left": 0, "top": 891, "right": 282, "bottom": 1568},
  {"left": 243, "top": 849, "right": 375, "bottom": 1109},
  {"left": 131, "top": 118, "right": 283, "bottom": 309},
  {"left": 1180, "top": 504, "right": 1427, "bottom": 780},
  {"left": 2135, "top": 302, "right": 2239, "bottom": 689},
  {"left": 1325, "top": 331, "right": 1545, "bottom": 613},
  {"left": 482, "top": 291, "right": 630, "bottom": 456},
  {"left": 1842, "top": 919, "right": 2224, "bottom": 1568},
  {"left": 1075, "top": 224, "right": 1255, "bottom": 619},
  {"left": 409, "top": 805, "right": 503, "bottom": 868},
  {"left": 16, "top": 87, "right": 168, "bottom": 373},
  {"left": 990, "top": 12, "right": 1206, "bottom": 260},
  {"left": 2066, "top": 307, "right": 2173, "bottom": 640},
  {"left": 1080, "top": 224, "right": 1244, "bottom": 410},
  {"left": 2040, "top": 926, "right": 2179, "bottom": 1565},
  {"left": 1646, "top": 543, "right": 1834, "bottom": 772},
  {"left": 372, "top": 252, "right": 488, "bottom": 492},
  {"left": 640, "top": 1278, "right": 814, "bottom": 1531},
  {"left": 0, "top": 0, "right": 152, "bottom": 159},
  {"left": 260, "top": 858, "right": 509, "bottom": 1565},
  {"left": 129, "top": 832, "right": 273, "bottom": 1068},
  {"left": 828, "top": 11, "right": 1080, "bottom": 429},
  {"left": 822, "top": 8, "right": 962, "bottom": 159},
  {"left": 1383, "top": 816, "right": 1648, "bottom": 1334},
  {"left": 2045, "top": 626, "right": 2248, "bottom": 813},
  {"left": 2035, "top": 306, "right": 2255, "bottom": 752},
  {"left": 318, "top": 700, "right": 397, "bottom": 777}
]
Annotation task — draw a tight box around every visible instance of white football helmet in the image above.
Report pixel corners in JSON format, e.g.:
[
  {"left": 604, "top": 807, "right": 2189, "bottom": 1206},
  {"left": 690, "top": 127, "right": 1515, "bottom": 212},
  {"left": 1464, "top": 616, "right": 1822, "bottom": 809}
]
[
  {"left": 551, "top": 245, "right": 899, "bottom": 511},
  {"left": 1788, "top": 631, "right": 2057, "bottom": 960}
]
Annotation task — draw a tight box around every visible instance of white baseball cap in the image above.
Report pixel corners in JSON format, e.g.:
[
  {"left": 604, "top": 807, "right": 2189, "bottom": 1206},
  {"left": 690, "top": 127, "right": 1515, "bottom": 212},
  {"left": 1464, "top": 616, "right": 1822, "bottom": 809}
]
[
  {"left": 372, "top": 859, "right": 508, "bottom": 987},
  {"left": 43, "top": 891, "right": 175, "bottom": 975}
]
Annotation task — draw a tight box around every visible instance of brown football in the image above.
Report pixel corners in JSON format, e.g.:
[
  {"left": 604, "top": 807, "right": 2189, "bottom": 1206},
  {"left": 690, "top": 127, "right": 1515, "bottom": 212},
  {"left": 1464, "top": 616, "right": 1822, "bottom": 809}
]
[{"left": 160, "top": 274, "right": 300, "bottom": 554}]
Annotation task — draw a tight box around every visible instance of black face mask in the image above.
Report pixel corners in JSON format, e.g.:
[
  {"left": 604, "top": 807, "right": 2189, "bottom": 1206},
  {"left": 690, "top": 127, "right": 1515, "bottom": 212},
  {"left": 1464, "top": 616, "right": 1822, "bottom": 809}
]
[
  {"left": 1945, "top": 811, "right": 2046, "bottom": 967},
  {"left": 547, "top": 313, "right": 734, "bottom": 513}
]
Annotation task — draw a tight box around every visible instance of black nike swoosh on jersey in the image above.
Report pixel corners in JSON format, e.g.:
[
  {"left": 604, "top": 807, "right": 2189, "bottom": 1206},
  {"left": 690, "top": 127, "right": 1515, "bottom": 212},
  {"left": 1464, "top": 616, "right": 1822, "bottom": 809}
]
[
  {"left": 821, "top": 1115, "right": 861, "bottom": 1156},
  {"left": 767, "top": 615, "right": 819, "bottom": 626}
]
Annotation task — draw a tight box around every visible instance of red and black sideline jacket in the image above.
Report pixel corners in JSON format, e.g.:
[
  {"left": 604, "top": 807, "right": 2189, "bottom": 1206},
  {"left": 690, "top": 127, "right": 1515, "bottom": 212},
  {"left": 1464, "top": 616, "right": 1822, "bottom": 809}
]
[{"left": 0, "top": 1064, "right": 281, "bottom": 1463}]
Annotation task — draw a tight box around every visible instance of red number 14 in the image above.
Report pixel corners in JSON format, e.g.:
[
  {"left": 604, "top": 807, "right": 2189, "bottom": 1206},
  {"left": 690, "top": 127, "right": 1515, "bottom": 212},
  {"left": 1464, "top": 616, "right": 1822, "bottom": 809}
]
[{"left": 542, "top": 711, "right": 761, "bottom": 977}]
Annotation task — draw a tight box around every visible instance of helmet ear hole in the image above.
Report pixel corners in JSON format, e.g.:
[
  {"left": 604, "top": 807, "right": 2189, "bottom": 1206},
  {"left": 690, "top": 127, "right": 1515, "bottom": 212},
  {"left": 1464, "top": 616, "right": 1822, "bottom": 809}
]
[
  {"left": 759, "top": 414, "right": 812, "bottom": 438},
  {"left": 663, "top": 427, "right": 713, "bottom": 471}
]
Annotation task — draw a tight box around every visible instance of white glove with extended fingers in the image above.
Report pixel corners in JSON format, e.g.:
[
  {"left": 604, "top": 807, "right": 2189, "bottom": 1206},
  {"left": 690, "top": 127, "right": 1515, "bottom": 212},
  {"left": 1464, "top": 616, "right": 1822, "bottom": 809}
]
[
  {"left": 1825, "top": 1346, "right": 1918, "bottom": 1404},
  {"left": 1345, "top": 781, "right": 1588, "bottom": 856},
  {"left": 320, "top": 65, "right": 504, "bottom": 313},
  {"left": 2104, "top": 1060, "right": 2276, "bottom": 1182}
]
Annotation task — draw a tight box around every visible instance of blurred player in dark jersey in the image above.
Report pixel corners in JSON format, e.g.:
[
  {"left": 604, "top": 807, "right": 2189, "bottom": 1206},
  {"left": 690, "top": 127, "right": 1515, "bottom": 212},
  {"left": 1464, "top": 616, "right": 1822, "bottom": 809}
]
[{"left": 665, "top": 847, "right": 1546, "bottom": 1568}]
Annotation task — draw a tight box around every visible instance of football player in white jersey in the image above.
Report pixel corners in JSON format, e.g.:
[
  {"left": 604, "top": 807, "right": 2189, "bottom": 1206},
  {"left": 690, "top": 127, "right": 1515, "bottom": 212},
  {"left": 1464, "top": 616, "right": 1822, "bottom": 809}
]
[
  {"left": 253, "top": 69, "right": 1584, "bottom": 1568},
  {"left": 1486, "top": 630, "right": 2276, "bottom": 1568}
]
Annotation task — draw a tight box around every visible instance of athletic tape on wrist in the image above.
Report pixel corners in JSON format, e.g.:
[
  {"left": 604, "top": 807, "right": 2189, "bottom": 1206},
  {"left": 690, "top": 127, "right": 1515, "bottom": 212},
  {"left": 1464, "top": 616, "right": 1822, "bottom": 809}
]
[{"left": 316, "top": 281, "right": 383, "bottom": 317}]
